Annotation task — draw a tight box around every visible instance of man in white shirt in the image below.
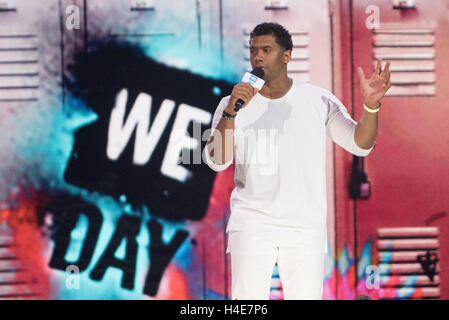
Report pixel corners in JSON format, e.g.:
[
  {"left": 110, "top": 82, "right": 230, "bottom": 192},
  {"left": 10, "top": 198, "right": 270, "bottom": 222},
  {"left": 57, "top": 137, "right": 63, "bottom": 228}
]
[{"left": 203, "top": 22, "right": 391, "bottom": 300}]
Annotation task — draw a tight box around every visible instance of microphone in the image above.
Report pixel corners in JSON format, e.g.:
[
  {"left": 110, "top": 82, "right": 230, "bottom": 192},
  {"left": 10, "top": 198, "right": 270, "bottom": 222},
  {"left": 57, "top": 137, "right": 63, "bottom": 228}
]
[{"left": 234, "top": 67, "right": 265, "bottom": 112}]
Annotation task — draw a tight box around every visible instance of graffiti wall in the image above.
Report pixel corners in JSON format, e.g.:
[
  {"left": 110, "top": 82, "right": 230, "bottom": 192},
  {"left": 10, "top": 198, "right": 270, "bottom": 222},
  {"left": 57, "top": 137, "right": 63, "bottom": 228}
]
[{"left": 0, "top": 0, "right": 239, "bottom": 299}]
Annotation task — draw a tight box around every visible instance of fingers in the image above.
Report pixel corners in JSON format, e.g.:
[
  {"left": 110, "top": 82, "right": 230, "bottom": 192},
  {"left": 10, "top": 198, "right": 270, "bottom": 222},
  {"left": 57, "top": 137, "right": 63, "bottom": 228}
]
[
  {"left": 231, "top": 83, "right": 256, "bottom": 108},
  {"left": 242, "top": 83, "right": 256, "bottom": 100},
  {"left": 233, "top": 84, "right": 250, "bottom": 101},
  {"left": 381, "top": 61, "right": 391, "bottom": 80},
  {"left": 375, "top": 59, "right": 382, "bottom": 75},
  {"left": 385, "top": 70, "right": 391, "bottom": 84},
  {"left": 381, "top": 61, "right": 391, "bottom": 76},
  {"left": 378, "top": 61, "right": 391, "bottom": 91},
  {"left": 375, "top": 60, "right": 392, "bottom": 88}
]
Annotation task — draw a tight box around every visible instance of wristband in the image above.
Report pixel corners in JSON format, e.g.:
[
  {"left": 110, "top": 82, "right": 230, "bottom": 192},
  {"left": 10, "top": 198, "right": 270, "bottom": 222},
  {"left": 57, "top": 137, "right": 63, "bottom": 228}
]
[
  {"left": 222, "top": 110, "right": 237, "bottom": 120},
  {"left": 363, "top": 102, "right": 381, "bottom": 113}
]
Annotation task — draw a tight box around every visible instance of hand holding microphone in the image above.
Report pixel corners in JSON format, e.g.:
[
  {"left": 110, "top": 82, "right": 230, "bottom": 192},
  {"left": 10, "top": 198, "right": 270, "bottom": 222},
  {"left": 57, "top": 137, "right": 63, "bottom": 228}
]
[{"left": 228, "top": 67, "right": 265, "bottom": 114}]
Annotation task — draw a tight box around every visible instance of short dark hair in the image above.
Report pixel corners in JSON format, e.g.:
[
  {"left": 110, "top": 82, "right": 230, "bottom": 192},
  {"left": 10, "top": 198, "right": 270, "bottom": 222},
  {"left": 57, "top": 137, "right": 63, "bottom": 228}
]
[{"left": 249, "top": 22, "right": 293, "bottom": 51}]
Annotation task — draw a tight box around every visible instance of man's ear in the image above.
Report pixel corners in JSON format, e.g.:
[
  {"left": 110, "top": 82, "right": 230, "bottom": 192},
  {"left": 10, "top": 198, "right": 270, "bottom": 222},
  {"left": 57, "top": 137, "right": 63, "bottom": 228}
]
[{"left": 284, "top": 50, "right": 292, "bottom": 64}]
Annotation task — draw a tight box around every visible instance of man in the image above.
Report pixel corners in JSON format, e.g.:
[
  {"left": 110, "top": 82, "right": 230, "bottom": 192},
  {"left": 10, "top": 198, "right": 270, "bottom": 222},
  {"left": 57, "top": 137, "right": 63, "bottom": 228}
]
[{"left": 203, "top": 22, "right": 391, "bottom": 300}]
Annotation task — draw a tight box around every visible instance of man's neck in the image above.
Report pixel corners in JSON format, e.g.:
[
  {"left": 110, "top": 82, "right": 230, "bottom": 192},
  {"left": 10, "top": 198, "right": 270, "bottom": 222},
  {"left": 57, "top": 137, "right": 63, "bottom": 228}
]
[{"left": 259, "top": 74, "right": 292, "bottom": 99}]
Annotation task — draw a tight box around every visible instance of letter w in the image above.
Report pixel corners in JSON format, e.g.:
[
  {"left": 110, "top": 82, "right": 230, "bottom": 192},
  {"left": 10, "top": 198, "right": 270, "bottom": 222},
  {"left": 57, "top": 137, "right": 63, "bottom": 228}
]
[{"left": 107, "top": 88, "right": 175, "bottom": 165}]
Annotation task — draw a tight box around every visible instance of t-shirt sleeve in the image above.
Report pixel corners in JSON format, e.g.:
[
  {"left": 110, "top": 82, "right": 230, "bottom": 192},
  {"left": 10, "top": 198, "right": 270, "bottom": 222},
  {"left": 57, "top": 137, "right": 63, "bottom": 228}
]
[
  {"left": 323, "top": 90, "right": 374, "bottom": 157},
  {"left": 202, "top": 96, "right": 234, "bottom": 172}
]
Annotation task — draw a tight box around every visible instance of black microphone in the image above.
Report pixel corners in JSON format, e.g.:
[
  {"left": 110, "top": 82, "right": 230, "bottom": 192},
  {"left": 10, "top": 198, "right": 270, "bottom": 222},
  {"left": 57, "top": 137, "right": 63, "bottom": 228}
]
[{"left": 234, "top": 67, "right": 265, "bottom": 112}]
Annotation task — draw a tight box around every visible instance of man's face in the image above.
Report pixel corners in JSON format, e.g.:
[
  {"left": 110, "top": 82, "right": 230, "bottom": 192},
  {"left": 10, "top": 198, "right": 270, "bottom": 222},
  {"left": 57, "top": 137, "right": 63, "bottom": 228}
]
[{"left": 249, "top": 34, "right": 291, "bottom": 82}]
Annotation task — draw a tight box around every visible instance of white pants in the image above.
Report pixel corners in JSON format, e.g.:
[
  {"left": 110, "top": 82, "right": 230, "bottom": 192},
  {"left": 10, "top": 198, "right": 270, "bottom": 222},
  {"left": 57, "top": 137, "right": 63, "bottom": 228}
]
[{"left": 228, "top": 228, "right": 325, "bottom": 300}]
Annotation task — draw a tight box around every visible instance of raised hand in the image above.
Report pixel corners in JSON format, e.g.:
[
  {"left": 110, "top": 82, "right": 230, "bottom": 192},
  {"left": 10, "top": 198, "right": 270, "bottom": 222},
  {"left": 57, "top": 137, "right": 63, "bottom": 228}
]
[{"left": 357, "top": 59, "right": 392, "bottom": 109}]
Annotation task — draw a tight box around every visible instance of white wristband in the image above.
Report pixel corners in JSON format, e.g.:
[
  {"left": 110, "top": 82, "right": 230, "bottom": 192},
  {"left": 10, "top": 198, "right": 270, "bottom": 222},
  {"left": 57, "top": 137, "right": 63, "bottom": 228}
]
[{"left": 363, "top": 103, "right": 381, "bottom": 113}]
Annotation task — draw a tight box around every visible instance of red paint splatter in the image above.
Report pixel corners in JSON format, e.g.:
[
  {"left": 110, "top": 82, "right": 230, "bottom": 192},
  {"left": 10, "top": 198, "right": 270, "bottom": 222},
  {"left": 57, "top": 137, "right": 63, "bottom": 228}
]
[
  {"left": 1, "top": 185, "right": 55, "bottom": 300},
  {"left": 193, "top": 165, "right": 235, "bottom": 298},
  {"left": 150, "top": 264, "right": 192, "bottom": 300}
]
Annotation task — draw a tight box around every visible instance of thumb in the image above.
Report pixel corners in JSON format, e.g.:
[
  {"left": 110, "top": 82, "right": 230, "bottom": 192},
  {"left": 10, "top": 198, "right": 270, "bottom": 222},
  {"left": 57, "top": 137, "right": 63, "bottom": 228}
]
[{"left": 357, "top": 67, "right": 366, "bottom": 82}]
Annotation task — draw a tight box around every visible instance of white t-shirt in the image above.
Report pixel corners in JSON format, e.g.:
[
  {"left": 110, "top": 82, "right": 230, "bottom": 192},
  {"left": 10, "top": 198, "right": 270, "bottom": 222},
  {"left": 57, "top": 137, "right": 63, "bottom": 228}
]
[{"left": 203, "top": 80, "right": 374, "bottom": 252}]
